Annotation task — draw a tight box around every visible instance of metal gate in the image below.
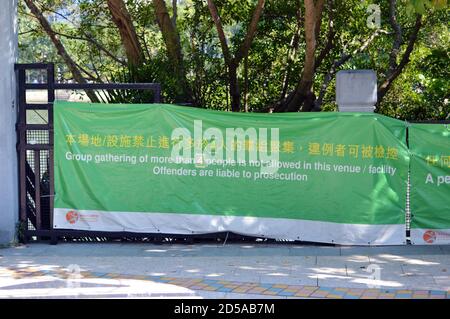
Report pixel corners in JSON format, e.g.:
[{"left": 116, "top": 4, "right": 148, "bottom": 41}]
[
  {"left": 16, "top": 63, "right": 448, "bottom": 245},
  {"left": 15, "top": 63, "right": 162, "bottom": 244}
]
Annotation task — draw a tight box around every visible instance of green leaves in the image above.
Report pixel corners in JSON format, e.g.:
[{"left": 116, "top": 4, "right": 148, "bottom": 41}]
[
  {"left": 432, "top": 0, "right": 448, "bottom": 9},
  {"left": 406, "top": 0, "right": 448, "bottom": 15},
  {"left": 18, "top": 0, "right": 448, "bottom": 120}
]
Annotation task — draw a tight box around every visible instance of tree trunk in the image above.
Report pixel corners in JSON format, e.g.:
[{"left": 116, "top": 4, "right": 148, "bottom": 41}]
[
  {"left": 281, "top": 0, "right": 323, "bottom": 112},
  {"left": 152, "top": 0, "right": 191, "bottom": 101},
  {"left": 234, "top": 0, "right": 266, "bottom": 63},
  {"left": 207, "top": 0, "right": 265, "bottom": 112},
  {"left": 107, "top": 0, "right": 144, "bottom": 67},
  {"left": 24, "top": 0, "right": 99, "bottom": 103},
  {"left": 315, "top": 0, "right": 335, "bottom": 71},
  {"left": 172, "top": 0, "right": 178, "bottom": 28},
  {"left": 244, "top": 55, "right": 249, "bottom": 112},
  {"left": 228, "top": 63, "right": 240, "bottom": 112},
  {"left": 281, "top": 3, "right": 302, "bottom": 100},
  {"left": 206, "top": 0, "right": 232, "bottom": 65},
  {"left": 388, "top": 0, "right": 402, "bottom": 73}
]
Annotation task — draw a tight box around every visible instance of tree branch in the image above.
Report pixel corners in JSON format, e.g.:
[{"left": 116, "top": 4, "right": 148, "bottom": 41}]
[
  {"left": 107, "top": 0, "right": 144, "bottom": 66},
  {"left": 315, "top": 29, "right": 387, "bottom": 109},
  {"left": 378, "top": 15, "right": 422, "bottom": 106},
  {"left": 277, "top": 0, "right": 325, "bottom": 112},
  {"left": 388, "top": 0, "right": 402, "bottom": 71},
  {"left": 24, "top": 0, "right": 99, "bottom": 102},
  {"left": 315, "top": 0, "right": 335, "bottom": 71},
  {"left": 206, "top": 0, "right": 232, "bottom": 66},
  {"left": 314, "top": 0, "right": 326, "bottom": 40},
  {"left": 50, "top": 30, "right": 127, "bottom": 66},
  {"left": 152, "top": 0, "right": 191, "bottom": 101},
  {"left": 234, "top": 0, "right": 266, "bottom": 64},
  {"left": 172, "top": 0, "right": 177, "bottom": 29},
  {"left": 73, "top": 61, "right": 101, "bottom": 82},
  {"left": 207, "top": 0, "right": 265, "bottom": 112},
  {"left": 281, "top": 2, "right": 302, "bottom": 100}
]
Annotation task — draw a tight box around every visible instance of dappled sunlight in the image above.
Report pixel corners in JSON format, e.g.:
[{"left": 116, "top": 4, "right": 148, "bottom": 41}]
[
  {"left": 144, "top": 249, "right": 168, "bottom": 253},
  {"left": 238, "top": 266, "right": 261, "bottom": 270},
  {"left": 310, "top": 267, "right": 406, "bottom": 288},
  {"left": 205, "top": 273, "right": 225, "bottom": 277},
  {"left": 310, "top": 267, "right": 347, "bottom": 275},
  {"left": 21, "top": 264, "right": 61, "bottom": 272},
  {"left": 352, "top": 278, "right": 403, "bottom": 288},
  {"left": 345, "top": 269, "right": 358, "bottom": 275},
  {"left": 0, "top": 262, "right": 199, "bottom": 298},
  {"left": 1, "top": 243, "right": 449, "bottom": 298},
  {"left": 148, "top": 272, "right": 167, "bottom": 276},
  {"left": 0, "top": 275, "right": 197, "bottom": 298},
  {"left": 185, "top": 269, "right": 201, "bottom": 273},
  {"left": 375, "top": 254, "right": 440, "bottom": 265},
  {"left": 346, "top": 256, "right": 370, "bottom": 263},
  {"left": 315, "top": 273, "right": 348, "bottom": 280},
  {"left": 242, "top": 217, "right": 259, "bottom": 226},
  {"left": 265, "top": 272, "right": 290, "bottom": 277}
]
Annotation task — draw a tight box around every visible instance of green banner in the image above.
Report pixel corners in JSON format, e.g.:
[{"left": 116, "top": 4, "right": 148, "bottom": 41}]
[
  {"left": 54, "top": 101, "right": 409, "bottom": 245},
  {"left": 410, "top": 124, "right": 450, "bottom": 244}
]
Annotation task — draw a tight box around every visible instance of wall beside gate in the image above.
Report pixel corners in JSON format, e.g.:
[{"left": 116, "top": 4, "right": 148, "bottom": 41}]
[{"left": 0, "top": 0, "right": 18, "bottom": 244}]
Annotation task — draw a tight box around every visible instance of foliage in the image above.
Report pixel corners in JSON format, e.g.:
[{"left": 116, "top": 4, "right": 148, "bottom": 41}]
[{"left": 19, "top": 0, "right": 449, "bottom": 120}]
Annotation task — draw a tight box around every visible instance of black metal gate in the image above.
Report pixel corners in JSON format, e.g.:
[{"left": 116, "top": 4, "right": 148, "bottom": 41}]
[{"left": 15, "top": 63, "right": 162, "bottom": 244}]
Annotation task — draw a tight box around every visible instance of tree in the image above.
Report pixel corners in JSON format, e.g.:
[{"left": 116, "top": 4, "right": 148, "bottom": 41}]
[
  {"left": 377, "top": 0, "right": 423, "bottom": 106},
  {"left": 152, "top": 0, "right": 191, "bottom": 101},
  {"left": 107, "top": 0, "right": 144, "bottom": 67},
  {"left": 19, "top": 0, "right": 448, "bottom": 120},
  {"left": 207, "top": 0, "right": 265, "bottom": 112},
  {"left": 274, "top": 0, "right": 324, "bottom": 112},
  {"left": 23, "top": 0, "right": 99, "bottom": 102}
]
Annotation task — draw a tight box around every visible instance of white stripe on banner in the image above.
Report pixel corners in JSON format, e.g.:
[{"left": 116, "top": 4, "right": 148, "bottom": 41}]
[
  {"left": 54, "top": 208, "right": 405, "bottom": 245},
  {"left": 411, "top": 229, "right": 450, "bottom": 245}
]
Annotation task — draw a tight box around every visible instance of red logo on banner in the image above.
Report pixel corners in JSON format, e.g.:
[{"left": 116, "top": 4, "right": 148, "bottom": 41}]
[
  {"left": 423, "top": 230, "right": 436, "bottom": 244},
  {"left": 66, "top": 210, "right": 80, "bottom": 224}
]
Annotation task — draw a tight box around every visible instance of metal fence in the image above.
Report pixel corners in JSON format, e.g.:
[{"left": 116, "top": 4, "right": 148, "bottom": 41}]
[
  {"left": 15, "top": 63, "right": 162, "bottom": 244},
  {"left": 15, "top": 62, "right": 449, "bottom": 245},
  {"left": 406, "top": 120, "right": 450, "bottom": 240}
]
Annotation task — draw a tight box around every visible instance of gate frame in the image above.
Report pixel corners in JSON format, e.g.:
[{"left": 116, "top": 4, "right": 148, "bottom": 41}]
[{"left": 15, "top": 63, "right": 163, "bottom": 244}]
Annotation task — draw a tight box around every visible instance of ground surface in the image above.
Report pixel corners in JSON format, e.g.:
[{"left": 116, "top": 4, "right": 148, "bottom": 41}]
[{"left": 1, "top": 243, "right": 449, "bottom": 299}]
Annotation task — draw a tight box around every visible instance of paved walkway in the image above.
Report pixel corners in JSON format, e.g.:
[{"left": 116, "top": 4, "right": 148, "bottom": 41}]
[{"left": 1, "top": 243, "right": 449, "bottom": 298}]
